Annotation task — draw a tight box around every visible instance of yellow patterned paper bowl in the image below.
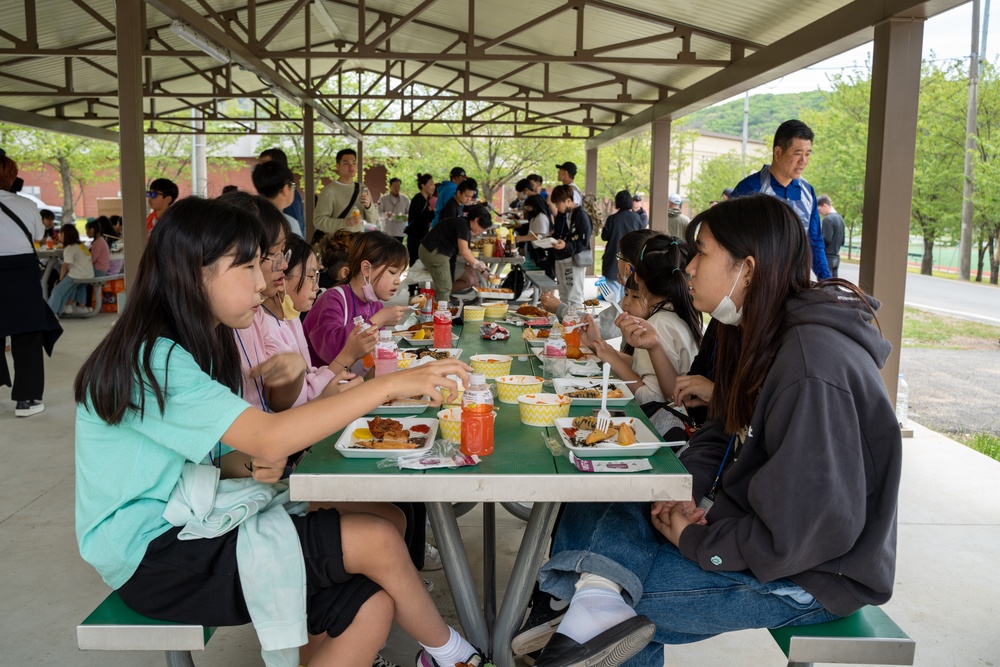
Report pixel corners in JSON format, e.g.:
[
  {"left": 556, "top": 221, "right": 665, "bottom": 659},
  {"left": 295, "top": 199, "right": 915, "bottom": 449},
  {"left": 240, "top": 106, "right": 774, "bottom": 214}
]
[
  {"left": 484, "top": 302, "right": 508, "bottom": 318},
  {"left": 470, "top": 354, "right": 513, "bottom": 379},
  {"left": 397, "top": 351, "right": 417, "bottom": 369},
  {"left": 495, "top": 375, "right": 544, "bottom": 404},
  {"left": 464, "top": 306, "right": 486, "bottom": 321},
  {"left": 437, "top": 408, "right": 463, "bottom": 442},
  {"left": 517, "top": 393, "right": 572, "bottom": 427}
]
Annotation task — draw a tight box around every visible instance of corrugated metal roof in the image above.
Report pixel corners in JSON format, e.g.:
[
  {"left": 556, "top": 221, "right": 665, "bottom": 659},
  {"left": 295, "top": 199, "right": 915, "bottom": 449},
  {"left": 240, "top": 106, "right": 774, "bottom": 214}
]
[{"left": 0, "top": 0, "right": 968, "bottom": 139}]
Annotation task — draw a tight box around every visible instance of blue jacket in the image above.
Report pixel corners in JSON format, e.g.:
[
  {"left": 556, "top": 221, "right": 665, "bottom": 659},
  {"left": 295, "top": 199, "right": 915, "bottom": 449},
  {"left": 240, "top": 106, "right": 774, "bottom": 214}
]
[
  {"left": 431, "top": 181, "right": 458, "bottom": 227},
  {"left": 732, "top": 166, "right": 831, "bottom": 280},
  {"left": 283, "top": 189, "right": 305, "bottom": 238}
]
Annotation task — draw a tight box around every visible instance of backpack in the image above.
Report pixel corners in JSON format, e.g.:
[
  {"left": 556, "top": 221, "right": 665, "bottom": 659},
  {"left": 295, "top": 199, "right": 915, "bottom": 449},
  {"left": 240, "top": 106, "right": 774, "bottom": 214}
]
[{"left": 500, "top": 264, "right": 527, "bottom": 299}]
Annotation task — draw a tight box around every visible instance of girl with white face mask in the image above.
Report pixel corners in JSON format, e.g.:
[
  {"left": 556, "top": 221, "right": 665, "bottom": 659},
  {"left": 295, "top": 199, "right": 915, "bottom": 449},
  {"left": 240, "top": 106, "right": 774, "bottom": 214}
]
[{"left": 527, "top": 194, "right": 902, "bottom": 667}]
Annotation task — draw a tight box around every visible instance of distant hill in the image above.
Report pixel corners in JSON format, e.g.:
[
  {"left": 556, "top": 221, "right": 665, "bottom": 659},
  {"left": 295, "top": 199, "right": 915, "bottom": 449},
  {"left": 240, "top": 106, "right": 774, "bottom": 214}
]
[{"left": 679, "top": 91, "right": 828, "bottom": 142}]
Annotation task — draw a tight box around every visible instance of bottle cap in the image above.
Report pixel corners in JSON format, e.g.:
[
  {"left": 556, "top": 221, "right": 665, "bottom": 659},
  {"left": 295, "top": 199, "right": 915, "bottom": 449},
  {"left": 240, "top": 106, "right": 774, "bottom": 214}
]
[
  {"left": 379, "top": 329, "right": 391, "bottom": 340},
  {"left": 470, "top": 373, "right": 486, "bottom": 385},
  {"left": 438, "top": 300, "right": 448, "bottom": 309}
]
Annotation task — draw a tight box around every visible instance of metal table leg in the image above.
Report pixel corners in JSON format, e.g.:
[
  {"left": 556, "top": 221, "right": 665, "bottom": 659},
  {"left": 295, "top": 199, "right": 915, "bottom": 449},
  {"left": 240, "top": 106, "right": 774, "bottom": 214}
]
[
  {"left": 426, "top": 502, "right": 490, "bottom": 651},
  {"left": 491, "top": 501, "right": 560, "bottom": 667},
  {"left": 484, "top": 502, "right": 497, "bottom": 636}
]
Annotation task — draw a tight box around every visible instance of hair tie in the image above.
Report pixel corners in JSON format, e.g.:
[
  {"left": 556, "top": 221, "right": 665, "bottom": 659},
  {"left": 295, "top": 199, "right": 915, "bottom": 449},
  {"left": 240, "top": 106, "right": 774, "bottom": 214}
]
[
  {"left": 672, "top": 268, "right": 681, "bottom": 274},
  {"left": 639, "top": 242, "right": 649, "bottom": 261},
  {"left": 670, "top": 240, "right": 679, "bottom": 246}
]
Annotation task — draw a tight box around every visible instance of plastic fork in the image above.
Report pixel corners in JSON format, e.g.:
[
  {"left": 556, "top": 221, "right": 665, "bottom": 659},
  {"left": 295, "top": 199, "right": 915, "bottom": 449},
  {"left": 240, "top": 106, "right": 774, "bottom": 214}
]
[
  {"left": 598, "top": 281, "right": 624, "bottom": 316},
  {"left": 596, "top": 362, "right": 612, "bottom": 435}
]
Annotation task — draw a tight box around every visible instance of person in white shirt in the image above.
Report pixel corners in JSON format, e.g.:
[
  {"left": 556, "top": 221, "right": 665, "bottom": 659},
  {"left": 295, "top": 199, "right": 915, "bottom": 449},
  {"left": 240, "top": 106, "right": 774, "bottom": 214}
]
[
  {"left": 0, "top": 149, "right": 62, "bottom": 417},
  {"left": 314, "top": 148, "right": 377, "bottom": 236},
  {"left": 556, "top": 161, "right": 583, "bottom": 206},
  {"left": 377, "top": 177, "right": 410, "bottom": 242}
]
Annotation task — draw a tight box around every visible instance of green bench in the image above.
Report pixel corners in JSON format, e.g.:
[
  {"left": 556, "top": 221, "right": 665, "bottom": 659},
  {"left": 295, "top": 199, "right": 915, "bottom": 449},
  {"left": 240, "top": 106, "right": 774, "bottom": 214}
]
[
  {"left": 77, "top": 591, "right": 216, "bottom": 667},
  {"left": 769, "top": 605, "right": 915, "bottom": 667}
]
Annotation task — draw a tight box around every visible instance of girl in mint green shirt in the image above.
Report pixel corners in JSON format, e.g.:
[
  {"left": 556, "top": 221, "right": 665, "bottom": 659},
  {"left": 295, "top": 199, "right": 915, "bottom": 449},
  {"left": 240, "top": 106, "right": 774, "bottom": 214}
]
[{"left": 74, "top": 197, "right": 494, "bottom": 667}]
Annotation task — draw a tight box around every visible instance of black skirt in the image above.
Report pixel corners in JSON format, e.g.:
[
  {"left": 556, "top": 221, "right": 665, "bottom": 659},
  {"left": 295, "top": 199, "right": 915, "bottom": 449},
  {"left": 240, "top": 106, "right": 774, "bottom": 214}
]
[{"left": 0, "top": 253, "right": 62, "bottom": 353}]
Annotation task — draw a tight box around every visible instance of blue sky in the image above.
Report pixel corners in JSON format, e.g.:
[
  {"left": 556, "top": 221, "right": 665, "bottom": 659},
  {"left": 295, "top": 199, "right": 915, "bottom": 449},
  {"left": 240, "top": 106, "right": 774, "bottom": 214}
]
[{"left": 729, "top": 3, "right": 998, "bottom": 99}]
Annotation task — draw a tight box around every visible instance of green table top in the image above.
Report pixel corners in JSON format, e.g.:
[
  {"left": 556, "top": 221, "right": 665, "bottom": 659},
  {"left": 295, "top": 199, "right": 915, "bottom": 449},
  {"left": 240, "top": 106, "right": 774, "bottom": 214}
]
[{"left": 290, "top": 319, "right": 691, "bottom": 503}]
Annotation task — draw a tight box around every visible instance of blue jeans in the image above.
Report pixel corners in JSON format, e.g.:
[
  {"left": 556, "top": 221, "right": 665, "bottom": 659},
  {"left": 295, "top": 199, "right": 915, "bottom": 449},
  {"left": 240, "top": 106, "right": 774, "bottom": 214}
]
[
  {"left": 73, "top": 269, "right": 105, "bottom": 305},
  {"left": 539, "top": 503, "right": 839, "bottom": 667},
  {"left": 48, "top": 276, "right": 79, "bottom": 315}
]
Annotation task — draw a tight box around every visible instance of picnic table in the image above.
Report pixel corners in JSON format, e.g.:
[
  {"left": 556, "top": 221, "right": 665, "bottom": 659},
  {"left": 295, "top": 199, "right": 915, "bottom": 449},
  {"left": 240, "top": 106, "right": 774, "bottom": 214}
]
[{"left": 291, "top": 319, "right": 691, "bottom": 666}]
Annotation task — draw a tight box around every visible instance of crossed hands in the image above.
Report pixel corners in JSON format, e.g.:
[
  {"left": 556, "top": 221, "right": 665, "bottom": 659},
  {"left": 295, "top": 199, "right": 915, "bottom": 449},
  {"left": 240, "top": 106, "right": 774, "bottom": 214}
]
[{"left": 650, "top": 499, "right": 706, "bottom": 547}]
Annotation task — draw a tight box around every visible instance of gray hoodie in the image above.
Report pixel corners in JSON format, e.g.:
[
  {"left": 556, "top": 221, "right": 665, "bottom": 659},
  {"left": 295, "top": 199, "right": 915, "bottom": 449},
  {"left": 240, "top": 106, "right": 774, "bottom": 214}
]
[{"left": 678, "top": 287, "right": 901, "bottom": 617}]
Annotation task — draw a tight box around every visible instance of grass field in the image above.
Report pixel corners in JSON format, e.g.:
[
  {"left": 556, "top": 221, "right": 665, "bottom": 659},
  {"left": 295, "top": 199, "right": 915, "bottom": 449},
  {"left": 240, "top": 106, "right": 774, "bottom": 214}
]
[{"left": 901, "top": 307, "right": 1000, "bottom": 349}]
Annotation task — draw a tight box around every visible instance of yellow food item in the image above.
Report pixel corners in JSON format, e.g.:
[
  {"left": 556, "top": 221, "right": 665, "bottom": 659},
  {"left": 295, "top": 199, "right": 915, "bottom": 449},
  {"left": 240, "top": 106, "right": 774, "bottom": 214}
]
[
  {"left": 617, "top": 423, "right": 638, "bottom": 446},
  {"left": 522, "top": 328, "right": 538, "bottom": 341},
  {"left": 411, "top": 329, "right": 426, "bottom": 340},
  {"left": 572, "top": 416, "right": 597, "bottom": 430},
  {"left": 585, "top": 428, "right": 615, "bottom": 445},
  {"left": 353, "top": 428, "right": 373, "bottom": 440}
]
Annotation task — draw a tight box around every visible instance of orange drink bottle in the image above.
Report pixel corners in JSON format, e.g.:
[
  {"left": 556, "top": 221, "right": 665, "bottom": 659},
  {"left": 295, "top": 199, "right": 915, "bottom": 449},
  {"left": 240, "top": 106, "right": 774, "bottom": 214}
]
[{"left": 461, "top": 374, "right": 495, "bottom": 456}]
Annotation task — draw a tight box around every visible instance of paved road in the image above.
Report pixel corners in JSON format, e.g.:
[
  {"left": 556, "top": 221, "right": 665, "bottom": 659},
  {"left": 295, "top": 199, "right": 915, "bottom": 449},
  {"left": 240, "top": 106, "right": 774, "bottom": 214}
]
[
  {"left": 900, "top": 348, "right": 1000, "bottom": 437},
  {"left": 838, "top": 263, "right": 1000, "bottom": 325}
]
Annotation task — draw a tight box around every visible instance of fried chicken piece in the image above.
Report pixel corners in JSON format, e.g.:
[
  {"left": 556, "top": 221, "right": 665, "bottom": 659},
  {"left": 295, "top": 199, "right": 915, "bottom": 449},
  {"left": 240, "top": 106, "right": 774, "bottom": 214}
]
[{"left": 367, "top": 416, "right": 404, "bottom": 439}]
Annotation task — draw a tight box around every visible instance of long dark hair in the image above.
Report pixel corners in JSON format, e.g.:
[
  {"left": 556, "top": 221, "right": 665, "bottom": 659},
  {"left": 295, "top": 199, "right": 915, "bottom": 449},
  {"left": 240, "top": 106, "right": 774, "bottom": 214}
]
[
  {"left": 634, "top": 240, "right": 703, "bottom": 347},
  {"left": 74, "top": 197, "right": 267, "bottom": 424},
  {"left": 522, "top": 194, "right": 548, "bottom": 220},
  {"left": 700, "top": 194, "right": 839, "bottom": 433},
  {"left": 285, "top": 235, "right": 317, "bottom": 293}
]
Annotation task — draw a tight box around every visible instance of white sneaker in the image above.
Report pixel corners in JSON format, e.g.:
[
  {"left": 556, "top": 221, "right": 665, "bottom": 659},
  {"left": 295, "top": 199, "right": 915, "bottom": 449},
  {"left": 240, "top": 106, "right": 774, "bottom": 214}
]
[
  {"left": 423, "top": 542, "right": 442, "bottom": 571},
  {"left": 63, "top": 304, "right": 76, "bottom": 314},
  {"left": 15, "top": 400, "right": 45, "bottom": 417},
  {"left": 76, "top": 306, "right": 92, "bottom": 314}
]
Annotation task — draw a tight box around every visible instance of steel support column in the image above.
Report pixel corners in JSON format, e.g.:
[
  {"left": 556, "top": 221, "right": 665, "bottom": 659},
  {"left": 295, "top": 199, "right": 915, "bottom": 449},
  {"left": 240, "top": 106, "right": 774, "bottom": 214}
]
[
  {"left": 116, "top": 0, "right": 146, "bottom": 287},
  {"left": 585, "top": 147, "right": 597, "bottom": 196},
  {"left": 304, "top": 106, "right": 316, "bottom": 240},
  {"left": 649, "top": 118, "right": 671, "bottom": 233},
  {"left": 858, "top": 17, "right": 925, "bottom": 402}
]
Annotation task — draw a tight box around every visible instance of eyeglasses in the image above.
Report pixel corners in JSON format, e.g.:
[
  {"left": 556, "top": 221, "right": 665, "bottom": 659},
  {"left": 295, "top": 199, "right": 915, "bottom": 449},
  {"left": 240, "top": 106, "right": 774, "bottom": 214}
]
[
  {"left": 286, "top": 269, "right": 321, "bottom": 286},
  {"left": 263, "top": 249, "right": 292, "bottom": 271},
  {"left": 146, "top": 190, "right": 163, "bottom": 199}
]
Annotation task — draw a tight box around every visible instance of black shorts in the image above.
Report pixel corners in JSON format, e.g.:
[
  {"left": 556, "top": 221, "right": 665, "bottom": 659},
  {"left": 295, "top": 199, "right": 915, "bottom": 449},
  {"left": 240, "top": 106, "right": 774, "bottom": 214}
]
[{"left": 116, "top": 508, "right": 382, "bottom": 638}]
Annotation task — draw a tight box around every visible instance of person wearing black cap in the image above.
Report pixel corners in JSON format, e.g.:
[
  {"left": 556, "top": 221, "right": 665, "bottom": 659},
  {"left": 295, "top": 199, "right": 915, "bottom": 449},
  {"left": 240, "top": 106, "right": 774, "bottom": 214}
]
[
  {"left": 430, "top": 166, "right": 467, "bottom": 228},
  {"left": 631, "top": 193, "right": 649, "bottom": 227},
  {"left": 721, "top": 187, "right": 734, "bottom": 201},
  {"left": 419, "top": 204, "right": 492, "bottom": 304},
  {"left": 555, "top": 162, "right": 583, "bottom": 206}
]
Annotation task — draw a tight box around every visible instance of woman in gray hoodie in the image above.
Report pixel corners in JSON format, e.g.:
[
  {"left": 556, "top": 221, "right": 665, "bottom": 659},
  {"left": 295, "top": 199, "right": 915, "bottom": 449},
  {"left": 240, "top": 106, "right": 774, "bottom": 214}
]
[{"left": 523, "top": 194, "right": 902, "bottom": 667}]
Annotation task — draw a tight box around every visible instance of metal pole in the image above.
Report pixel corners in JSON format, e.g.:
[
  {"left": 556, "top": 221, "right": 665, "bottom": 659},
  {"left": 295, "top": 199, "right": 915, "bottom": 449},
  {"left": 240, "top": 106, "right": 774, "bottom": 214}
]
[
  {"left": 981, "top": 0, "right": 991, "bottom": 75},
  {"left": 742, "top": 91, "right": 749, "bottom": 165},
  {"left": 191, "top": 108, "right": 207, "bottom": 197},
  {"left": 959, "top": 0, "right": 981, "bottom": 281},
  {"left": 116, "top": 0, "right": 146, "bottom": 287}
]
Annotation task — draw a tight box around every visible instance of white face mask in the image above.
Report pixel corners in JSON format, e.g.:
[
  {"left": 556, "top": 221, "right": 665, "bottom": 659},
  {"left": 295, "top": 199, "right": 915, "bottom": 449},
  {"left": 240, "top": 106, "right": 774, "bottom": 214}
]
[{"left": 710, "top": 260, "right": 746, "bottom": 326}]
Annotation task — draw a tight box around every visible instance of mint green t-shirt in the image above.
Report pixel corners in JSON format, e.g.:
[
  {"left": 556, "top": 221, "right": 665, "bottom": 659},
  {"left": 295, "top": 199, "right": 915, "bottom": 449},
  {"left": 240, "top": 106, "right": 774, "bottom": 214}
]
[{"left": 75, "top": 339, "right": 252, "bottom": 589}]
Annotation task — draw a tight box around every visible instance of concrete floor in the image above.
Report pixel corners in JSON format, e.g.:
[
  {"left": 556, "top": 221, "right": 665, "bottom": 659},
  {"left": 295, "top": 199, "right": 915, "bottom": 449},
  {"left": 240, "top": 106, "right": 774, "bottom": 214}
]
[{"left": 2, "top": 313, "right": 998, "bottom": 667}]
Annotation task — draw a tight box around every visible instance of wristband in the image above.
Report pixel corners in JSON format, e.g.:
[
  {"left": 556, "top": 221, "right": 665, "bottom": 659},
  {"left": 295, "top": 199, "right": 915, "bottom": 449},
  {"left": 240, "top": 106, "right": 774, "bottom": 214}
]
[{"left": 333, "top": 358, "right": 351, "bottom": 373}]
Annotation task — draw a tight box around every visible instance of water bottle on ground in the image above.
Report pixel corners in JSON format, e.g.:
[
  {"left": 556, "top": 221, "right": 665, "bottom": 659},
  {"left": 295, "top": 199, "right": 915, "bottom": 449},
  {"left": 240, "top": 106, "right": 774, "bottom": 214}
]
[
  {"left": 543, "top": 330, "right": 567, "bottom": 381},
  {"left": 433, "top": 300, "right": 452, "bottom": 348},
  {"left": 896, "top": 373, "right": 909, "bottom": 428},
  {"left": 374, "top": 330, "right": 398, "bottom": 377},
  {"left": 461, "top": 373, "right": 495, "bottom": 456}
]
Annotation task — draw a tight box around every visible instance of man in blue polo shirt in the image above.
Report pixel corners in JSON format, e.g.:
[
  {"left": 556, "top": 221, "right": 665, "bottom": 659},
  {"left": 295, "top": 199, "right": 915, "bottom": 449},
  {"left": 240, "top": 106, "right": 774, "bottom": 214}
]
[{"left": 731, "top": 120, "right": 831, "bottom": 280}]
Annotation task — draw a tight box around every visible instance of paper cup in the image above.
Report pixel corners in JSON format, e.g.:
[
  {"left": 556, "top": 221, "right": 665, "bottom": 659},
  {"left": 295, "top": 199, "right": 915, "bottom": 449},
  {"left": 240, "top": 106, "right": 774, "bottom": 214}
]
[
  {"left": 437, "top": 408, "right": 463, "bottom": 443},
  {"left": 397, "top": 352, "right": 417, "bottom": 369},
  {"left": 464, "top": 306, "right": 486, "bottom": 321},
  {"left": 495, "top": 375, "right": 544, "bottom": 404},
  {"left": 517, "top": 393, "right": 572, "bottom": 426},
  {"left": 484, "top": 302, "right": 509, "bottom": 318},
  {"left": 470, "top": 354, "right": 513, "bottom": 379}
]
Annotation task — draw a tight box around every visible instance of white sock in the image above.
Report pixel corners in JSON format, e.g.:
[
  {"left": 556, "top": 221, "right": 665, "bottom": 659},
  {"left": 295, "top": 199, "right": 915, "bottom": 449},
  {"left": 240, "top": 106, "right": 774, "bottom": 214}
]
[
  {"left": 555, "top": 576, "right": 636, "bottom": 645},
  {"left": 421, "top": 626, "right": 477, "bottom": 666}
]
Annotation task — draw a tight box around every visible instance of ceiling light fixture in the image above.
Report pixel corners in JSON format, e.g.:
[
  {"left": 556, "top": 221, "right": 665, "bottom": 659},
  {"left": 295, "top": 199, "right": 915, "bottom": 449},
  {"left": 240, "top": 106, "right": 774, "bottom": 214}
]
[{"left": 170, "top": 20, "right": 231, "bottom": 65}]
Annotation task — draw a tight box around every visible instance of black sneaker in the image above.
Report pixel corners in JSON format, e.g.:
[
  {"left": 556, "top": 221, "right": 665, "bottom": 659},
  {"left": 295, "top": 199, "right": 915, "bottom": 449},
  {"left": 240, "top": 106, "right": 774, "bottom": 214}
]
[
  {"left": 415, "top": 648, "right": 494, "bottom": 667},
  {"left": 511, "top": 585, "right": 568, "bottom": 656},
  {"left": 15, "top": 400, "right": 44, "bottom": 418}
]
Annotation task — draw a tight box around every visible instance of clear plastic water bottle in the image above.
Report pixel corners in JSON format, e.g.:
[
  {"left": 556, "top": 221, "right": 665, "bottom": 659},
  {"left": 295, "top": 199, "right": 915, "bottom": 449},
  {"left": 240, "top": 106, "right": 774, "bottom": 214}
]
[
  {"left": 895, "top": 373, "right": 909, "bottom": 428},
  {"left": 374, "top": 330, "right": 398, "bottom": 376},
  {"left": 461, "top": 373, "right": 494, "bottom": 456},
  {"left": 543, "top": 330, "right": 567, "bottom": 380}
]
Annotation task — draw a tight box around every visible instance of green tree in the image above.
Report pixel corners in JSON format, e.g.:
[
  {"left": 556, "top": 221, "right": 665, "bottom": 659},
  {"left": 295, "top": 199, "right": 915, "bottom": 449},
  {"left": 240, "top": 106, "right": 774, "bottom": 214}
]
[
  {"left": 803, "top": 69, "right": 872, "bottom": 260},
  {"left": 971, "top": 61, "right": 1000, "bottom": 283},
  {"left": 686, "top": 151, "right": 758, "bottom": 214},
  {"left": 0, "top": 123, "right": 118, "bottom": 220}
]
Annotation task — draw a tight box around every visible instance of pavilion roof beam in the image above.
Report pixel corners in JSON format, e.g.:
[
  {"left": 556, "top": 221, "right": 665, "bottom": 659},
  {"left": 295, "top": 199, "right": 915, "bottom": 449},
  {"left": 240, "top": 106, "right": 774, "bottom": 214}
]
[
  {"left": 145, "top": 0, "right": 360, "bottom": 140},
  {"left": 258, "top": 0, "right": 311, "bottom": 48},
  {"left": 0, "top": 103, "right": 117, "bottom": 141},
  {"left": 583, "top": 0, "right": 761, "bottom": 51},
  {"left": 367, "top": 0, "right": 439, "bottom": 51}
]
